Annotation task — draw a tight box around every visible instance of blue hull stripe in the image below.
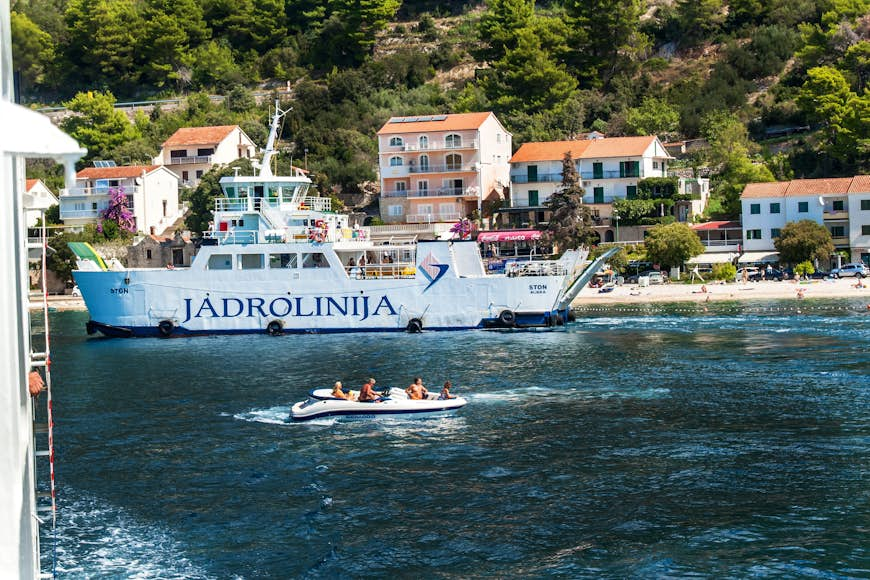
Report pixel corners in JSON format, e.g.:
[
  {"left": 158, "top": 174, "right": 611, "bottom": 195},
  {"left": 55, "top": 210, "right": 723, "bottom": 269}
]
[{"left": 291, "top": 406, "right": 464, "bottom": 422}]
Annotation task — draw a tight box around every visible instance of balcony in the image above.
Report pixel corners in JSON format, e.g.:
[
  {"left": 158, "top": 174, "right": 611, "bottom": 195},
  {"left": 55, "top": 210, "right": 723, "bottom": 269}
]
[
  {"left": 382, "top": 190, "right": 409, "bottom": 198},
  {"left": 511, "top": 173, "right": 562, "bottom": 184},
  {"left": 407, "top": 212, "right": 462, "bottom": 224},
  {"left": 831, "top": 236, "right": 850, "bottom": 247},
  {"left": 389, "top": 139, "right": 478, "bottom": 152},
  {"left": 823, "top": 209, "right": 849, "bottom": 220},
  {"left": 61, "top": 185, "right": 142, "bottom": 197},
  {"left": 59, "top": 208, "right": 100, "bottom": 219},
  {"left": 408, "top": 163, "right": 476, "bottom": 174},
  {"left": 407, "top": 187, "right": 475, "bottom": 199},
  {"left": 168, "top": 155, "right": 213, "bottom": 165},
  {"left": 580, "top": 170, "right": 643, "bottom": 179}
]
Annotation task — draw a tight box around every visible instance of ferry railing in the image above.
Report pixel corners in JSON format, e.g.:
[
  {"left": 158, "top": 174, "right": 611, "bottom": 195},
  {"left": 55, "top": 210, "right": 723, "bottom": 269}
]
[
  {"left": 214, "top": 195, "right": 332, "bottom": 213},
  {"left": 504, "top": 260, "right": 568, "bottom": 277},
  {"left": 347, "top": 264, "right": 417, "bottom": 279}
]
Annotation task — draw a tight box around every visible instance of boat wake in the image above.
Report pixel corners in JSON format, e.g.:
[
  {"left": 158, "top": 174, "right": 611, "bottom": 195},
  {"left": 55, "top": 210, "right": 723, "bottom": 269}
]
[{"left": 230, "top": 406, "right": 293, "bottom": 425}]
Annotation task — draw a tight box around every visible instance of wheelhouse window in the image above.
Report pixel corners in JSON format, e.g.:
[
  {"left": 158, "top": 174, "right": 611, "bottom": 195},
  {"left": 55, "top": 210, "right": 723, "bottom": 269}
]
[
  {"left": 269, "top": 253, "right": 298, "bottom": 268},
  {"left": 389, "top": 156, "right": 403, "bottom": 167},
  {"left": 302, "top": 253, "right": 330, "bottom": 268},
  {"left": 445, "top": 134, "right": 461, "bottom": 148},
  {"left": 207, "top": 254, "right": 233, "bottom": 270},
  {"left": 239, "top": 254, "right": 264, "bottom": 269},
  {"left": 389, "top": 137, "right": 403, "bottom": 147},
  {"left": 445, "top": 154, "right": 461, "bottom": 170}
]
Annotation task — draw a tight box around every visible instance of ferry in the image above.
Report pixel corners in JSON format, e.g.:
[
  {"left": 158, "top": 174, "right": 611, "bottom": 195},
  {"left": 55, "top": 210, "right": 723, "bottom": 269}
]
[{"left": 73, "top": 104, "right": 612, "bottom": 337}]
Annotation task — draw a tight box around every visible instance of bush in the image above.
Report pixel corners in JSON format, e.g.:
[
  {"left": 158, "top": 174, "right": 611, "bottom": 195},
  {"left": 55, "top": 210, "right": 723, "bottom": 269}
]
[
  {"left": 794, "top": 260, "right": 815, "bottom": 278},
  {"left": 712, "top": 263, "right": 736, "bottom": 281}
]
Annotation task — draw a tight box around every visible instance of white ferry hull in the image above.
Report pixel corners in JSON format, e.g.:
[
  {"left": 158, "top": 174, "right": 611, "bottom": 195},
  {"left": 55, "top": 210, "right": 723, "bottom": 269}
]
[{"left": 75, "top": 241, "right": 575, "bottom": 337}]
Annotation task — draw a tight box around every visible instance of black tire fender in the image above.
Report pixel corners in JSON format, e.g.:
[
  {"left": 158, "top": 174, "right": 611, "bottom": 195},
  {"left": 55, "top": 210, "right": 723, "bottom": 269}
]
[
  {"left": 157, "top": 320, "right": 174, "bottom": 337},
  {"left": 498, "top": 310, "right": 516, "bottom": 326},
  {"left": 407, "top": 318, "right": 423, "bottom": 333},
  {"left": 267, "top": 320, "right": 284, "bottom": 336}
]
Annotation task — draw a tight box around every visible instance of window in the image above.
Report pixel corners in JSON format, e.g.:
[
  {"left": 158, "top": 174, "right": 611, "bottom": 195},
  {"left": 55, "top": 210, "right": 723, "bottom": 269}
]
[
  {"left": 146, "top": 249, "right": 152, "bottom": 260},
  {"left": 197, "top": 147, "right": 214, "bottom": 156},
  {"left": 619, "top": 161, "right": 640, "bottom": 178},
  {"left": 528, "top": 190, "right": 539, "bottom": 206},
  {"left": 445, "top": 154, "right": 462, "bottom": 170},
  {"left": 419, "top": 136, "right": 428, "bottom": 149},
  {"left": 394, "top": 181, "right": 406, "bottom": 192},
  {"left": 439, "top": 203, "right": 456, "bottom": 214},
  {"left": 182, "top": 171, "right": 189, "bottom": 181},
  {"left": 196, "top": 170, "right": 203, "bottom": 179},
  {"left": 419, "top": 154, "right": 429, "bottom": 171},
  {"left": 417, "top": 204, "right": 433, "bottom": 216},
  {"left": 830, "top": 225, "right": 845, "bottom": 237},
  {"left": 270, "top": 253, "right": 298, "bottom": 268},
  {"left": 626, "top": 185, "right": 637, "bottom": 200},
  {"left": 388, "top": 205, "right": 403, "bottom": 216},
  {"left": 445, "top": 134, "right": 462, "bottom": 148},
  {"left": 861, "top": 199, "right": 870, "bottom": 211},
  {"left": 239, "top": 254, "right": 264, "bottom": 269},
  {"left": 170, "top": 150, "right": 187, "bottom": 159},
  {"left": 417, "top": 180, "right": 428, "bottom": 194},
  {"left": 302, "top": 253, "right": 329, "bottom": 268},
  {"left": 207, "top": 254, "right": 233, "bottom": 270},
  {"left": 862, "top": 225, "right": 870, "bottom": 235},
  {"left": 527, "top": 165, "right": 538, "bottom": 182},
  {"left": 497, "top": 133, "right": 502, "bottom": 143},
  {"left": 770, "top": 202, "right": 780, "bottom": 214},
  {"left": 745, "top": 229, "right": 762, "bottom": 240},
  {"left": 750, "top": 203, "right": 760, "bottom": 215},
  {"left": 389, "top": 136, "right": 403, "bottom": 147},
  {"left": 653, "top": 161, "right": 659, "bottom": 169},
  {"left": 771, "top": 228, "right": 781, "bottom": 239},
  {"left": 592, "top": 162, "right": 603, "bottom": 179},
  {"left": 833, "top": 200, "right": 844, "bottom": 211},
  {"left": 172, "top": 248, "right": 183, "bottom": 266},
  {"left": 593, "top": 187, "right": 604, "bottom": 204},
  {"left": 798, "top": 201, "right": 809, "bottom": 213},
  {"left": 389, "top": 156, "right": 403, "bottom": 167}
]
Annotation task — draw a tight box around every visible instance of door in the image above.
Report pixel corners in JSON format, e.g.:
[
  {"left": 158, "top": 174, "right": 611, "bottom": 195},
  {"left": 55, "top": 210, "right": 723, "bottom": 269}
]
[
  {"left": 593, "top": 162, "right": 603, "bottom": 179},
  {"left": 594, "top": 187, "right": 604, "bottom": 204},
  {"left": 527, "top": 165, "right": 538, "bottom": 182},
  {"left": 528, "top": 190, "right": 539, "bottom": 207}
]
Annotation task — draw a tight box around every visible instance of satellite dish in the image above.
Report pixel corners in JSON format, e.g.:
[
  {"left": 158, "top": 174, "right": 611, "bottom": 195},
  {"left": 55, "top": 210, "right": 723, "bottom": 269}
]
[
  {"left": 135, "top": 177, "right": 143, "bottom": 185},
  {"left": 818, "top": 196, "right": 824, "bottom": 206}
]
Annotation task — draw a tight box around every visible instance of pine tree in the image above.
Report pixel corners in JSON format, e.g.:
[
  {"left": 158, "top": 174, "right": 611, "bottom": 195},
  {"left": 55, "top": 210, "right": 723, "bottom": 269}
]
[{"left": 544, "top": 153, "right": 597, "bottom": 251}]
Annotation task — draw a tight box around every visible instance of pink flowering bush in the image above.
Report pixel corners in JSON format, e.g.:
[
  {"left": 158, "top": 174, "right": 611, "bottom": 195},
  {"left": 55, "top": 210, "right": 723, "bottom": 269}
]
[
  {"left": 97, "top": 188, "right": 136, "bottom": 238},
  {"left": 450, "top": 218, "right": 473, "bottom": 240}
]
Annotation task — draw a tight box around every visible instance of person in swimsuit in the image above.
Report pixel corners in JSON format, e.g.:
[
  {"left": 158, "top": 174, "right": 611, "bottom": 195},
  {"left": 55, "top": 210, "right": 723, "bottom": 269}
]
[
  {"left": 438, "top": 381, "right": 456, "bottom": 400},
  {"left": 357, "top": 378, "right": 380, "bottom": 402},
  {"left": 405, "top": 377, "right": 428, "bottom": 400},
  {"left": 331, "top": 381, "right": 354, "bottom": 400}
]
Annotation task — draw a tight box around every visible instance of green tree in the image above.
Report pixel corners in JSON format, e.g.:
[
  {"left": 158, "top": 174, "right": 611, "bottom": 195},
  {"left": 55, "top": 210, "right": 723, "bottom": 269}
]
[
  {"left": 794, "top": 260, "right": 816, "bottom": 278},
  {"left": 774, "top": 220, "right": 835, "bottom": 265},
  {"left": 676, "top": 0, "right": 725, "bottom": 46},
  {"left": 139, "top": 0, "right": 209, "bottom": 89},
  {"left": 484, "top": 27, "right": 578, "bottom": 115},
  {"left": 186, "top": 158, "right": 254, "bottom": 235},
  {"left": 565, "top": 0, "right": 644, "bottom": 86},
  {"left": 63, "top": 0, "right": 143, "bottom": 91},
  {"left": 712, "top": 262, "right": 736, "bottom": 281},
  {"left": 544, "top": 153, "right": 597, "bottom": 251},
  {"left": 10, "top": 11, "right": 55, "bottom": 94},
  {"left": 477, "top": 0, "right": 535, "bottom": 61},
  {"left": 190, "top": 40, "right": 244, "bottom": 90},
  {"left": 60, "top": 91, "right": 141, "bottom": 163},
  {"left": 624, "top": 97, "right": 679, "bottom": 137},
  {"left": 643, "top": 222, "right": 705, "bottom": 269}
]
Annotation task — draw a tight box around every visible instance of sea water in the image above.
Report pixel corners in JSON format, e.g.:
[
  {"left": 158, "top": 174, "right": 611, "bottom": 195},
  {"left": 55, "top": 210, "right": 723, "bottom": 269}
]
[{"left": 39, "top": 299, "right": 870, "bottom": 577}]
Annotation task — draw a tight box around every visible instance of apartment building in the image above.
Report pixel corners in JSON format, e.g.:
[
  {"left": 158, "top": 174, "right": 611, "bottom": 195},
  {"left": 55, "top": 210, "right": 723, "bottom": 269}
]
[
  {"left": 155, "top": 125, "right": 257, "bottom": 188},
  {"left": 740, "top": 176, "right": 870, "bottom": 265},
  {"left": 23, "top": 179, "right": 58, "bottom": 227},
  {"left": 59, "top": 164, "right": 182, "bottom": 235},
  {"left": 506, "top": 135, "right": 709, "bottom": 234},
  {"left": 376, "top": 112, "right": 512, "bottom": 225}
]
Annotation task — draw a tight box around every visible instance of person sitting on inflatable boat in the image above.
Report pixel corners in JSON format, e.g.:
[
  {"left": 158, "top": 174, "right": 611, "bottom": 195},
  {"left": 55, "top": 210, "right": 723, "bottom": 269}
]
[
  {"left": 405, "top": 377, "right": 429, "bottom": 400},
  {"left": 357, "top": 378, "right": 381, "bottom": 402}
]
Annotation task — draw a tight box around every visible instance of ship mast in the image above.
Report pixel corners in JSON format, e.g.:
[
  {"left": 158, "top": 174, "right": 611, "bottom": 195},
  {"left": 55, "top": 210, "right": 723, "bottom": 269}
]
[{"left": 259, "top": 99, "right": 290, "bottom": 178}]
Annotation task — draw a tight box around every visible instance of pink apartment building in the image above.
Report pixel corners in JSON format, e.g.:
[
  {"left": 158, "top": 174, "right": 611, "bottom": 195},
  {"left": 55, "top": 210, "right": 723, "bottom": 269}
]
[{"left": 376, "top": 113, "right": 512, "bottom": 225}]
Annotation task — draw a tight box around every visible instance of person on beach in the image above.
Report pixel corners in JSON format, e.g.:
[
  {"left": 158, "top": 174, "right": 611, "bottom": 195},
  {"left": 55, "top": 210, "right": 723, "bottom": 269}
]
[
  {"left": 742, "top": 268, "right": 749, "bottom": 284},
  {"left": 406, "top": 377, "right": 429, "bottom": 400},
  {"left": 438, "top": 381, "right": 456, "bottom": 400},
  {"left": 358, "top": 378, "right": 380, "bottom": 402}
]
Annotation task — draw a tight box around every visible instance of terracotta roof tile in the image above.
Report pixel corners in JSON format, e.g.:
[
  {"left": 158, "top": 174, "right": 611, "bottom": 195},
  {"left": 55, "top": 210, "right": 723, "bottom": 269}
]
[
  {"left": 25, "top": 178, "right": 39, "bottom": 191},
  {"left": 510, "top": 140, "right": 592, "bottom": 163},
  {"left": 847, "top": 175, "right": 870, "bottom": 194},
  {"left": 510, "top": 136, "right": 662, "bottom": 163},
  {"left": 163, "top": 125, "right": 237, "bottom": 146},
  {"left": 691, "top": 221, "right": 742, "bottom": 231},
  {"left": 377, "top": 112, "right": 492, "bottom": 135},
  {"left": 740, "top": 182, "right": 789, "bottom": 198},
  {"left": 77, "top": 165, "right": 160, "bottom": 179},
  {"left": 785, "top": 178, "right": 853, "bottom": 195}
]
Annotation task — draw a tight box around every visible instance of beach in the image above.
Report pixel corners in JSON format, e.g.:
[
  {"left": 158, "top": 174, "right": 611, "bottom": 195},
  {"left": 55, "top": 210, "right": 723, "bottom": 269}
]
[{"left": 573, "top": 276, "right": 870, "bottom": 305}]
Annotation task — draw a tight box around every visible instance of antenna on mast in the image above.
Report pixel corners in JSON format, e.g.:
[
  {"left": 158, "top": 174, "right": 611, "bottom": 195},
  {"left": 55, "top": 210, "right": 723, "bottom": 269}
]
[{"left": 260, "top": 99, "right": 290, "bottom": 178}]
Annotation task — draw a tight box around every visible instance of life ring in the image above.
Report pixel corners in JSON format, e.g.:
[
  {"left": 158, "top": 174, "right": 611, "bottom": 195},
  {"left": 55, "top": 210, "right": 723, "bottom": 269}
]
[
  {"left": 407, "top": 318, "right": 423, "bottom": 333},
  {"left": 498, "top": 310, "right": 516, "bottom": 326},
  {"left": 315, "top": 219, "right": 325, "bottom": 229},
  {"left": 267, "top": 320, "right": 284, "bottom": 336},
  {"left": 157, "top": 320, "right": 174, "bottom": 337}
]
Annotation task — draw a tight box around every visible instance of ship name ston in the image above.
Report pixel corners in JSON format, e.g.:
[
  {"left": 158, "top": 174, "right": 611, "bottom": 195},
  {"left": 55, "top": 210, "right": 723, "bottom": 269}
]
[{"left": 182, "top": 295, "right": 398, "bottom": 323}]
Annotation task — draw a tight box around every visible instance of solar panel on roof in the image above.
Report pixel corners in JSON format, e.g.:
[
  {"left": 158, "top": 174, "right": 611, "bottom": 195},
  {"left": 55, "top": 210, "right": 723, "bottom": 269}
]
[
  {"left": 93, "top": 160, "right": 117, "bottom": 168},
  {"left": 433, "top": 115, "right": 447, "bottom": 121}
]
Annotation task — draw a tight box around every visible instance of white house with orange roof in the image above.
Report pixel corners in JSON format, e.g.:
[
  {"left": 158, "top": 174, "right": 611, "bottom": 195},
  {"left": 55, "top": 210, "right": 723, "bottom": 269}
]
[
  {"left": 154, "top": 125, "right": 257, "bottom": 188},
  {"left": 59, "top": 164, "right": 182, "bottom": 235},
  {"left": 506, "top": 135, "right": 709, "bottom": 236},
  {"left": 376, "top": 112, "right": 512, "bottom": 225},
  {"left": 23, "top": 179, "right": 58, "bottom": 227},
  {"left": 740, "top": 176, "right": 870, "bottom": 265}
]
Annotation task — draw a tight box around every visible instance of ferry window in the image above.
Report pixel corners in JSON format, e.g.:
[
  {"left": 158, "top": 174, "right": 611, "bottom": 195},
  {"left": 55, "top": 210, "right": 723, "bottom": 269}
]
[
  {"left": 270, "top": 253, "right": 298, "bottom": 268},
  {"left": 239, "top": 254, "right": 264, "bottom": 269},
  {"left": 268, "top": 185, "right": 280, "bottom": 199},
  {"left": 302, "top": 253, "right": 330, "bottom": 268},
  {"left": 225, "top": 186, "right": 235, "bottom": 196},
  {"left": 207, "top": 254, "right": 233, "bottom": 270}
]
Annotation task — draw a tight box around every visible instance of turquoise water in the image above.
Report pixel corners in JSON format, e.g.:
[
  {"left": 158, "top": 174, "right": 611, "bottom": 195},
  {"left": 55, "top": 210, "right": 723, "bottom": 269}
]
[{"left": 40, "top": 300, "right": 869, "bottom": 577}]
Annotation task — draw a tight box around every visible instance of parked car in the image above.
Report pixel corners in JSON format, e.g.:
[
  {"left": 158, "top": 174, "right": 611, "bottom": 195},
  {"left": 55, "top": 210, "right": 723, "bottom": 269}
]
[
  {"left": 71, "top": 285, "right": 82, "bottom": 297},
  {"left": 627, "top": 270, "right": 665, "bottom": 284},
  {"left": 735, "top": 267, "right": 759, "bottom": 282},
  {"left": 749, "top": 267, "right": 785, "bottom": 282},
  {"left": 831, "top": 263, "right": 868, "bottom": 278}
]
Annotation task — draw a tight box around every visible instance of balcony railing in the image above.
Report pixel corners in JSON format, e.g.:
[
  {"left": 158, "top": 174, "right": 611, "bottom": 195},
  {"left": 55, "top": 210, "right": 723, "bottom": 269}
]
[
  {"left": 510, "top": 173, "right": 562, "bottom": 184},
  {"left": 407, "top": 212, "right": 462, "bottom": 223},
  {"left": 213, "top": 195, "right": 331, "bottom": 213},
  {"left": 580, "top": 170, "right": 643, "bottom": 179},
  {"left": 407, "top": 187, "right": 473, "bottom": 198},
  {"left": 168, "top": 155, "right": 213, "bottom": 165},
  {"left": 408, "top": 163, "right": 476, "bottom": 174},
  {"left": 382, "top": 190, "right": 409, "bottom": 198},
  {"left": 59, "top": 209, "right": 100, "bottom": 219},
  {"left": 390, "top": 139, "right": 478, "bottom": 152},
  {"left": 60, "top": 185, "right": 142, "bottom": 197}
]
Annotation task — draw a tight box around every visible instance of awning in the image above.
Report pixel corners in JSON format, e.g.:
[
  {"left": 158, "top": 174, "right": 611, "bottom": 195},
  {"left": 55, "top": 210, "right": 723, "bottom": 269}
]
[
  {"left": 477, "top": 230, "right": 542, "bottom": 243},
  {"left": 687, "top": 252, "right": 735, "bottom": 264},
  {"left": 738, "top": 251, "right": 780, "bottom": 264}
]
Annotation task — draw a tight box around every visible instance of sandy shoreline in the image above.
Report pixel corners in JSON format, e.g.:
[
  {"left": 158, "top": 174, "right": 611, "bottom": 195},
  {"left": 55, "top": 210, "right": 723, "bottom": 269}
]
[
  {"left": 572, "top": 277, "right": 870, "bottom": 306},
  {"left": 34, "top": 278, "right": 870, "bottom": 312}
]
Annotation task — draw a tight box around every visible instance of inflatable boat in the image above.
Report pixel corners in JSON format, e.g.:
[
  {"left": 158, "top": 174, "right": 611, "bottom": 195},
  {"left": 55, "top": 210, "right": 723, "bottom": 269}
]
[{"left": 290, "top": 387, "right": 468, "bottom": 421}]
